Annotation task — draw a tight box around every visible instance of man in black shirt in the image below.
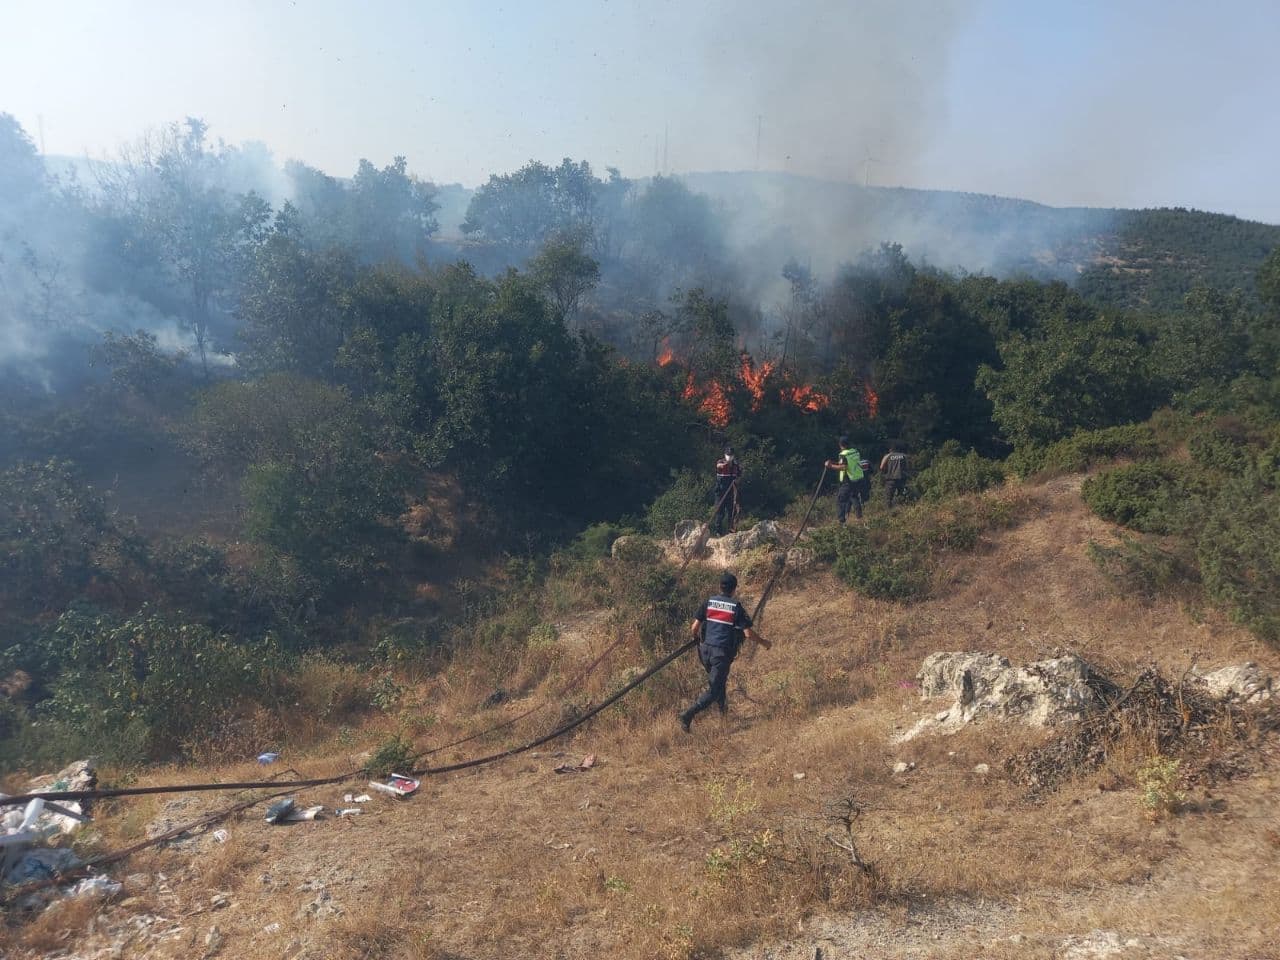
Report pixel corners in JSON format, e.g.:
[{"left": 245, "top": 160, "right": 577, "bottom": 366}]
[{"left": 679, "top": 572, "right": 771, "bottom": 732}]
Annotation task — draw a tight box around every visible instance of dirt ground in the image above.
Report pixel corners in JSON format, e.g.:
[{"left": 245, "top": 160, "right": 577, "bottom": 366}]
[{"left": 5, "top": 478, "right": 1279, "bottom": 959}]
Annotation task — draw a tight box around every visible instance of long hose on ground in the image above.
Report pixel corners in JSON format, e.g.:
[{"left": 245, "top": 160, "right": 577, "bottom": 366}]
[{"left": 0, "top": 467, "right": 829, "bottom": 902}]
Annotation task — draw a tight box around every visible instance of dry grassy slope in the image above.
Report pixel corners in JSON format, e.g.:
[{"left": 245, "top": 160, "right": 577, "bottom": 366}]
[{"left": 11, "top": 477, "right": 1280, "bottom": 960}]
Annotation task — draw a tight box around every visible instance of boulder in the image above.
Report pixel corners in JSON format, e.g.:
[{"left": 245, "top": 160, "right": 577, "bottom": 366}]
[
  {"left": 896, "top": 651, "right": 1102, "bottom": 742},
  {"left": 917, "top": 652, "right": 1010, "bottom": 701},
  {"left": 673, "top": 520, "right": 711, "bottom": 558},
  {"left": 706, "top": 520, "right": 782, "bottom": 566},
  {"left": 1193, "top": 662, "right": 1273, "bottom": 703}
]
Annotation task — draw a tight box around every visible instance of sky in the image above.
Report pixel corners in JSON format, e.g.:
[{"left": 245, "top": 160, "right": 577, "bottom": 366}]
[{"left": 2, "top": 0, "right": 1277, "bottom": 222}]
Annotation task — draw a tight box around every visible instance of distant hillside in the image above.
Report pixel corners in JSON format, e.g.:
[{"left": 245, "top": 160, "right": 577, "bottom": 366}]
[
  {"left": 682, "top": 171, "right": 1280, "bottom": 312},
  {"left": 1074, "top": 207, "right": 1280, "bottom": 311},
  {"left": 45, "top": 152, "right": 1278, "bottom": 312}
]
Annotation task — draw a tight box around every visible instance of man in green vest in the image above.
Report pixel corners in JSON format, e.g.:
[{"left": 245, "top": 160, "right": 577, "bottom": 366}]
[{"left": 825, "top": 435, "right": 866, "bottom": 522}]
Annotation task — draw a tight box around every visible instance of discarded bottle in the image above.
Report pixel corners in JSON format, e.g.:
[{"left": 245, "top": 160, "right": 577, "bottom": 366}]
[{"left": 257, "top": 752, "right": 281, "bottom": 765}]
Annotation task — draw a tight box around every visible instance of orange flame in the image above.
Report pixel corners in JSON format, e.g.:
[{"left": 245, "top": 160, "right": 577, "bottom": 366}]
[
  {"left": 657, "top": 338, "right": 674, "bottom": 367},
  {"left": 683, "top": 373, "right": 731, "bottom": 427},
  {"left": 863, "top": 384, "right": 880, "bottom": 419},
  {"left": 739, "top": 353, "right": 776, "bottom": 412},
  {"left": 773, "top": 384, "right": 834, "bottom": 414},
  {"left": 783, "top": 383, "right": 831, "bottom": 414}
]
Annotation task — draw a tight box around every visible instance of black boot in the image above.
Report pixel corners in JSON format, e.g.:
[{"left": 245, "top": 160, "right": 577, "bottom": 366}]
[{"left": 678, "top": 710, "right": 693, "bottom": 733}]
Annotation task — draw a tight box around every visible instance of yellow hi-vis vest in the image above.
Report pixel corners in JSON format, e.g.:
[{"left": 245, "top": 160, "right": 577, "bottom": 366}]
[{"left": 838, "top": 448, "right": 864, "bottom": 482}]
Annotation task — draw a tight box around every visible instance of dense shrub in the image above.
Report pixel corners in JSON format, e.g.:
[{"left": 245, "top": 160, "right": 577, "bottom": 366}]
[
  {"left": 1196, "top": 482, "right": 1280, "bottom": 643},
  {"left": 912, "top": 450, "right": 1005, "bottom": 501},
  {"left": 809, "top": 495, "right": 1021, "bottom": 602},
  {"left": 1081, "top": 461, "right": 1201, "bottom": 535},
  {"left": 6, "top": 607, "right": 282, "bottom": 766},
  {"left": 1187, "top": 421, "right": 1257, "bottom": 475},
  {"left": 1083, "top": 427, "right": 1280, "bottom": 645},
  {"left": 0, "top": 460, "right": 148, "bottom": 626},
  {"left": 646, "top": 469, "right": 714, "bottom": 537},
  {"left": 1008, "top": 423, "right": 1164, "bottom": 478},
  {"left": 563, "top": 522, "right": 627, "bottom": 562}
]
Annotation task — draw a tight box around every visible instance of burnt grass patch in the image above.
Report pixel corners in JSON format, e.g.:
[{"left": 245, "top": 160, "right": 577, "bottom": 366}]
[{"left": 1005, "top": 667, "right": 1280, "bottom": 801}]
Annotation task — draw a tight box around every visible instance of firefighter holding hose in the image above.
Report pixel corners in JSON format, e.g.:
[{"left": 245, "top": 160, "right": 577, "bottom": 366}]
[{"left": 679, "top": 572, "right": 770, "bottom": 732}]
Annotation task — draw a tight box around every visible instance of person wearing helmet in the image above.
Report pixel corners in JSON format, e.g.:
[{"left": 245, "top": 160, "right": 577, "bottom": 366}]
[
  {"left": 712, "top": 445, "right": 742, "bottom": 535},
  {"left": 679, "top": 571, "right": 770, "bottom": 732},
  {"left": 825, "top": 435, "right": 867, "bottom": 522}
]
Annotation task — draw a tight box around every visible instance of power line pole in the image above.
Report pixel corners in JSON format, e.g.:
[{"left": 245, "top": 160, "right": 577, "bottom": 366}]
[{"left": 755, "top": 114, "right": 762, "bottom": 170}]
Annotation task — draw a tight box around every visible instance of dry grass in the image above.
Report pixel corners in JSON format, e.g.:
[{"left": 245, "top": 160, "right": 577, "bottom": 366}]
[{"left": 6, "top": 477, "right": 1279, "bottom": 959}]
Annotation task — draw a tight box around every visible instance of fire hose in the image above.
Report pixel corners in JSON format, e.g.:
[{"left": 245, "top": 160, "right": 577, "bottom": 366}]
[{"left": 0, "top": 466, "right": 828, "bottom": 902}]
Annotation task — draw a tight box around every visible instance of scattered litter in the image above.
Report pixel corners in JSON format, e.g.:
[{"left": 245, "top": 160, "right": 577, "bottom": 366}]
[
  {"left": 342, "top": 793, "right": 372, "bottom": 804},
  {"left": 974, "top": 763, "right": 991, "bottom": 775},
  {"left": 68, "top": 876, "right": 123, "bottom": 900},
  {"left": 553, "top": 754, "right": 598, "bottom": 774},
  {"left": 3, "top": 846, "right": 83, "bottom": 885},
  {"left": 257, "top": 752, "right": 281, "bottom": 765},
  {"left": 27, "top": 759, "right": 97, "bottom": 795},
  {"left": 793, "top": 772, "right": 806, "bottom": 780},
  {"left": 212, "top": 829, "right": 229, "bottom": 844},
  {"left": 368, "top": 775, "right": 420, "bottom": 798},
  {"left": 284, "top": 806, "right": 324, "bottom": 822},
  {"left": 263, "top": 922, "right": 282, "bottom": 934},
  {"left": 335, "top": 808, "right": 363, "bottom": 817},
  {"left": 892, "top": 761, "right": 915, "bottom": 775},
  {"left": 210, "top": 892, "right": 230, "bottom": 910},
  {"left": 264, "top": 798, "right": 296, "bottom": 824}
]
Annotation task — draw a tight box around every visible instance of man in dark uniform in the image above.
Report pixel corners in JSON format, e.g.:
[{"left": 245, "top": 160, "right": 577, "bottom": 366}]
[
  {"left": 679, "top": 572, "right": 770, "bottom": 732},
  {"left": 712, "top": 446, "right": 742, "bottom": 535},
  {"left": 879, "top": 443, "right": 909, "bottom": 508}
]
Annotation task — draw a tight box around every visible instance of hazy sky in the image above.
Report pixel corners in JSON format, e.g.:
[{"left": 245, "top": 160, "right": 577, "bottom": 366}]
[{"left": 3, "top": 0, "right": 1277, "bottom": 221}]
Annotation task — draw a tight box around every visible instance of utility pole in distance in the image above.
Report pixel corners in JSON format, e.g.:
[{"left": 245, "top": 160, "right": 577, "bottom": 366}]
[
  {"left": 755, "top": 114, "right": 762, "bottom": 170},
  {"left": 862, "top": 152, "right": 879, "bottom": 187}
]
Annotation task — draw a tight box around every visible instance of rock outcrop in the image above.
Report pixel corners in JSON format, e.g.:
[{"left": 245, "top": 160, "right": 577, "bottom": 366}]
[
  {"left": 896, "top": 651, "right": 1103, "bottom": 742},
  {"left": 705, "top": 520, "right": 782, "bottom": 567},
  {"left": 1192, "top": 662, "right": 1273, "bottom": 703}
]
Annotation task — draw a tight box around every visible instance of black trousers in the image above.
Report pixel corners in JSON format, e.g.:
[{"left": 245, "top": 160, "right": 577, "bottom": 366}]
[
  {"left": 837, "top": 479, "right": 866, "bottom": 521},
  {"left": 684, "top": 644, "right": 735, "bottom": 720},
  {"left": 713, "top": 481, "right": 737, "bottom": 534}
]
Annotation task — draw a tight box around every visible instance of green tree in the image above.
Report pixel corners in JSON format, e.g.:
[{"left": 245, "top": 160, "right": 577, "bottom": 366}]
[
  {"left": 529, "top": 227, "right": 600, "bottom": 323},
  {"left": 462, "top": 158, "right": 604, "bottom": 247},
  {"left": 285, "top": 156, "right": 439, "bottom": 263},
  {"left": 188, "top": 374, "right": 408, "bottom": 588},
  {"left": 238, "top": 206, "right": 363, "bottom": 377},
  {"left": 98, "top": 118, "right": 272, "bottom": 375},
  {"left": 978, "top": 308, "right": 1159, "bottom": 449}
]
